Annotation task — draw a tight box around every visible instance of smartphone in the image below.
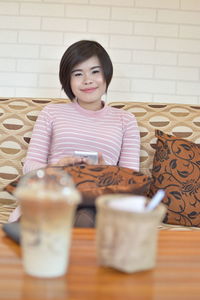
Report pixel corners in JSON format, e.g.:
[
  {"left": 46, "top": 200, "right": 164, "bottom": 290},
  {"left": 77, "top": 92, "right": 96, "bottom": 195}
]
[
  {"left": 74, "top": 151, "right": 98, "bottom": 165},
  {"left": 2, "top": 221, "right": 21, "bottom": 244}
]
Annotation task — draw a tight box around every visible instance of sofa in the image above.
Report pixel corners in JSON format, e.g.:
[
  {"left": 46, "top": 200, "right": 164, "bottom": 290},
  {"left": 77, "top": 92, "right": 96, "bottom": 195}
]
[{"left": 1, "top": 97, "right": 200, "bottom": 229}]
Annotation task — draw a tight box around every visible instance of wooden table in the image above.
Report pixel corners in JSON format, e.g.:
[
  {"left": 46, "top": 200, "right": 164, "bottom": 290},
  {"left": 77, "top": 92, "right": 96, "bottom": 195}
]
[{"left": 1, "top": 228, "right": 200, "bottom": 300}]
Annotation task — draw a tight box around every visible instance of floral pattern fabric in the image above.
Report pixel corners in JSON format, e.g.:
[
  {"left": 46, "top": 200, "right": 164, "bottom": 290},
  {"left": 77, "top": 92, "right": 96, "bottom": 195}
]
[
  {"left": 150, "top": 130, "right": 200, "bottom": 227},
  {"left": 5, "top": 165, "right": 151, "bottom": 207}
]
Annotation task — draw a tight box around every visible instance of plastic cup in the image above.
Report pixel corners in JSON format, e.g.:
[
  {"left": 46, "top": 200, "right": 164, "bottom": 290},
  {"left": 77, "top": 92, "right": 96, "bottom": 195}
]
[{"left": 15, "top": 167, "right": 81, "bottom": 278}]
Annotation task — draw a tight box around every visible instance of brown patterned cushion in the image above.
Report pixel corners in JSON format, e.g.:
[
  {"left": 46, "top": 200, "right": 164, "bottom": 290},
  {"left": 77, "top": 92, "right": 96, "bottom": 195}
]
[
  {"left": 149, "top": 130, "right": 200, "bottom": 227},
  {"left": 4, "top": 165, "right": 151, "bottom": 207}
]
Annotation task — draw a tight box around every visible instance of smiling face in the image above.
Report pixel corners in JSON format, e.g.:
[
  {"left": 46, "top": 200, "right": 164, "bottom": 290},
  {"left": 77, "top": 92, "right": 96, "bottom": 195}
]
[{"left": 70, "top": 56, "right": 107, "bottom": 111}]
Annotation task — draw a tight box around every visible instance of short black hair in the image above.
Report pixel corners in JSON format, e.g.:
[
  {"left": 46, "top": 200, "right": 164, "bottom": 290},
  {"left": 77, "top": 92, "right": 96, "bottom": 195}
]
[{"left": 59, "top": 40, "right": 113, "bottom": 100}]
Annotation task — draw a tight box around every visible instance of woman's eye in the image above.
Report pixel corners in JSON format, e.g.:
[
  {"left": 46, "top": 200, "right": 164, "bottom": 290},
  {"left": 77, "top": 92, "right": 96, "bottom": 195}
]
[
  {"left": 74, "top": 72, "right": 82, "bottom": 77},
  {"left": 92, "top": 69, "right": 100, "bottom": 74}
]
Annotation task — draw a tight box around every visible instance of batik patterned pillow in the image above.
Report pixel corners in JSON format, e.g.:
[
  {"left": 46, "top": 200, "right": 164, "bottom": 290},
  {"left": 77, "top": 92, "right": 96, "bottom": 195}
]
[
  {"left": 4, "top": 165, "right": 151, "bottom": 207},
  {"left": 149, "top": 130, "right": 200, "bottom": 227}
]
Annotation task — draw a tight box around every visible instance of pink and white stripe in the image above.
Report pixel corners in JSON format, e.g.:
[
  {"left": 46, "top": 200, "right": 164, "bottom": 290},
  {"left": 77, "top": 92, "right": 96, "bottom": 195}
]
[{"left": 23, "top": 101, "right": 140, "bottom": 174}]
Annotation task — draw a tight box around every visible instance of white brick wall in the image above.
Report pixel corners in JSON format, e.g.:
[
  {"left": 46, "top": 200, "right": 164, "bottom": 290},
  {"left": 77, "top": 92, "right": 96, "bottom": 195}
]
[
  {"left": 0, "top": 2, "right": 19, "bottom": 14},
  {"left": 0, "top": 0, "right": 200, "bottom": 104},
  {"left": 65, "top": 5, "right": 110, "bottom": 19},
  {"left": 136, "top": 0, "right": 180, "bottom": 9},
  {"left": 112, "top": 7, "right": 156, "bottom": 22},
  {"left": 181, "top": 0, "right": 200, "bottom": 11},
  {"left": 0, "top": 16, "right": 41, "bottom": 29},
  {"left": 180, "top": 25, "right": 200, "bottom": 39},
  {"left": 42, "top": 18, "right": 87, "bottom": 32},
  {"left": 0, "top": 59, "right": 16, "bottom": 72},
  {"left": 20, "top": 3, "right": 65, "bottom": 16}
]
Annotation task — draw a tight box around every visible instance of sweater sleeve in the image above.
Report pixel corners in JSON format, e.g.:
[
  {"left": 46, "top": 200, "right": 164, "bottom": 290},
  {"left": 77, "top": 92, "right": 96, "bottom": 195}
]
[
  {"left": 23, "top": 107, "right": 52, "bottom": 174},
  {"left": 118, "top": 114, "right": 140, "bottom": 172}
]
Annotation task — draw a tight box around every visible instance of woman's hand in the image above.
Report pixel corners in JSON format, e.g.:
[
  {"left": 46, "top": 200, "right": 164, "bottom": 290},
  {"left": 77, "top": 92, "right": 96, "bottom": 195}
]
[
  {"left": 55, "top": 152, "right": 106, "bottom": 167},
  {"left": 98, "top": 152, "right": 106, "bottom": 165},
  {"left": 56, "top": 156, "right": 87, "bottom": 166}
]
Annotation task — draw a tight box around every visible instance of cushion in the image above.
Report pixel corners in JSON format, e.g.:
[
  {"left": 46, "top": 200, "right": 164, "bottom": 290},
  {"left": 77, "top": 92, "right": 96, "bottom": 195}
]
[
  {"left": 149, "top": 130, "right": 200, "bottom": 227},
  {"left": 4, "top": 165, "right": 151, "bottom": 207}
]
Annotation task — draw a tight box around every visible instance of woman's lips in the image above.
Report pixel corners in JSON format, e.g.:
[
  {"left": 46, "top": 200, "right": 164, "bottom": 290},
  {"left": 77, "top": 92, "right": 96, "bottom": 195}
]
[{"left": 81, "top": 87, "right": 97, "bottom": 93}]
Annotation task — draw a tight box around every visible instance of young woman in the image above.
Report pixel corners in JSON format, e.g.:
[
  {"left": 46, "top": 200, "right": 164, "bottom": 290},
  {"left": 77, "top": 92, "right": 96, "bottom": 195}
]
[
  {"left": 23, "top": 40, "right": 140, "bottom": 173},
  {"left": 9, "top": 40, "right": 140, "bottom": 222}
]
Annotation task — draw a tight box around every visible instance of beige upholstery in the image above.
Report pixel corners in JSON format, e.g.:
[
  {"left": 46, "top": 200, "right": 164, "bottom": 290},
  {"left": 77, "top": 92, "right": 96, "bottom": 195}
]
[
  {"left": 110, "top": 102, "right": 200, "bottom": 175},
  {"left": 1, "top": 97, "right": 200, "bottom": 225}
]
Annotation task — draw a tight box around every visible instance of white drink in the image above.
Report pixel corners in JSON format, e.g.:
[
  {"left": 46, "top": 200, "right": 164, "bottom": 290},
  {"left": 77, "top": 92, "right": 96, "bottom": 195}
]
[{"left": 15, "top": 169, "right": 81, "bottom": 278}]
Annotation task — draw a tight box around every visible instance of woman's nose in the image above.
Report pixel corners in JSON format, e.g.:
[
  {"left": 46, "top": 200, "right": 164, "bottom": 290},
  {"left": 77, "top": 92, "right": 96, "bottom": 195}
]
[{"left": 83, "top": 74, "right": 93, "bottom": 84}]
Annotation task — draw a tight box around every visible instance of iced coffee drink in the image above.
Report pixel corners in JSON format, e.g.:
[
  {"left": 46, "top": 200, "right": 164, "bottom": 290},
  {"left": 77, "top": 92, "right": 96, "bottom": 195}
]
[{"left": 15, "top": 168, "right": 81, "bottom": 278}]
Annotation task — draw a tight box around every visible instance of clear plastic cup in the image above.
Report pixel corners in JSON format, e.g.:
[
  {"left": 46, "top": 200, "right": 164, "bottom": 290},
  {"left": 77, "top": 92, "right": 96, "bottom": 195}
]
[{"left": 15, "top": 167, "right": 81, "bottom": 278}]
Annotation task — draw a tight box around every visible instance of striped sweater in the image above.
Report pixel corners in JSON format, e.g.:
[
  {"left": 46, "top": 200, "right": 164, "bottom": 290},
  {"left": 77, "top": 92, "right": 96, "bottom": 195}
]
[{"left": 23, "top": 101, "right": 140, "bottom": 174}]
